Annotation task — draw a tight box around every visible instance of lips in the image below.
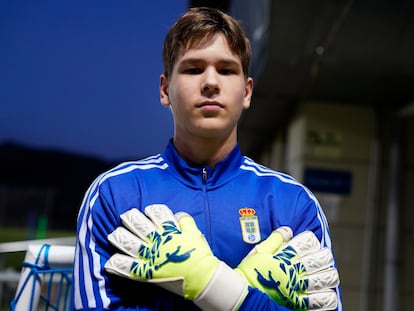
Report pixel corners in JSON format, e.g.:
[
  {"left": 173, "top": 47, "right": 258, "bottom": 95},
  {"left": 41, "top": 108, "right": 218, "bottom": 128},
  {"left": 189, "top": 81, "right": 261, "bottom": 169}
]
[{"left": 196, "top": 101, "right": 224, "bottom": 109}]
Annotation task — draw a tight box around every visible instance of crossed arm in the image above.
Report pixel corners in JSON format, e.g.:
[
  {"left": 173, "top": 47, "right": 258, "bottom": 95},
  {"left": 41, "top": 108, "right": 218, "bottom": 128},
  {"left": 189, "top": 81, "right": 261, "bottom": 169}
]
[{"left": 104, "top": 204, "right": 340, "bottom": 311}]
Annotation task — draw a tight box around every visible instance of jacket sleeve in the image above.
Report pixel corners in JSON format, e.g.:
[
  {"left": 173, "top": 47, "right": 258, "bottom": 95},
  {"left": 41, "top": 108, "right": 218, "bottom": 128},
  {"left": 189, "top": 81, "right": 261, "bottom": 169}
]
[
  {"left": 73, "top": 177, "right": 122, "bottom": 310},
  {"left": 74, "top": 177, "right": 157, "bottom": 311},
  {"left": 72, "top": 177, "right": 198, "bottom": 311},
  {"left": 238, "top": 287, "right": 292, "bottom": 311}
]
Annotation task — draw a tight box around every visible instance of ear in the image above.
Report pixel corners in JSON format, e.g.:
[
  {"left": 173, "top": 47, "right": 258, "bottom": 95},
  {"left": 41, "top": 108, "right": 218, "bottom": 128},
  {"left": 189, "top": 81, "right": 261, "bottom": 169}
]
[
  {"left": 243, "top": 77, "right": 254, "bottom": 110},
  {"left": 160, "top": 74, "right": 170, "bottom": 107}
]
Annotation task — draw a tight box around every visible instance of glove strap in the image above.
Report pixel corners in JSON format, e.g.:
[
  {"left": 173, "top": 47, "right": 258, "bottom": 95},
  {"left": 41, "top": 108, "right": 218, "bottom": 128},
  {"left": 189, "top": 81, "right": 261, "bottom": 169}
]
[{"left": 194, "top": 261, "right": 249, "bottom": 311}]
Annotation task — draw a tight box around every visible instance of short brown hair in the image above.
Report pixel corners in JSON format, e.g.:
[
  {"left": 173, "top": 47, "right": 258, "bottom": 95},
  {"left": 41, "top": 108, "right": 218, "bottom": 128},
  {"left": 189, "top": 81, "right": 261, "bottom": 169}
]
[{"left": 162, "top": 7, "right": 251, "bottom": 79}]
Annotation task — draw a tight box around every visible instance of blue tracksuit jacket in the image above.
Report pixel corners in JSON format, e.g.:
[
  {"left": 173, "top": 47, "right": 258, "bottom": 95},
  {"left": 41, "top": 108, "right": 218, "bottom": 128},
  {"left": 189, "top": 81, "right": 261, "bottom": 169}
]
[{"left": 74, "top": 140, "right": 342, "bottom": 310}]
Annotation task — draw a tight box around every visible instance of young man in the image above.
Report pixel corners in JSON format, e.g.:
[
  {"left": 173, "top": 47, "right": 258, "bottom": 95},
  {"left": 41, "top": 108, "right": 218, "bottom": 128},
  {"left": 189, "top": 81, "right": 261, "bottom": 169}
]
[{"left": 74, "top": 7, "right": 342, "bottom": 311}]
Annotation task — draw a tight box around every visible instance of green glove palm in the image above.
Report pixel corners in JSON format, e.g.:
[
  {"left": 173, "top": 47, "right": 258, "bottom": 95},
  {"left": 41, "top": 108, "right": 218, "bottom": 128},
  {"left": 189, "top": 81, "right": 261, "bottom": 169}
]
[
  {"left": 105, "top": 204, "right": 248, "bottom": 311},
  {"left": 236, "top": 227, "right": 339, "bottom": 310}
]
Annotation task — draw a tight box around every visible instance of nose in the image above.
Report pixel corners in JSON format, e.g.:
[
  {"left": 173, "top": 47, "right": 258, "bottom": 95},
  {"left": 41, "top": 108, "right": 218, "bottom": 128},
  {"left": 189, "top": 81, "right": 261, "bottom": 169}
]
[
  {"left": 202, "top": 83, "right": 218, "bottom": 95},
  {"left": 201, "top": 68, "right": 219, "bottom": 96}
]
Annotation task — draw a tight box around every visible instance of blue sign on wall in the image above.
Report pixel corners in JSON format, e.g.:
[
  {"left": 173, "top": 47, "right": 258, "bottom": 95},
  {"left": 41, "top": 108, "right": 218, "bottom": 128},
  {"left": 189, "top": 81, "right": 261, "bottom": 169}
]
[{"left": 304, "top": 168, "right": 352, "bottom": 195}]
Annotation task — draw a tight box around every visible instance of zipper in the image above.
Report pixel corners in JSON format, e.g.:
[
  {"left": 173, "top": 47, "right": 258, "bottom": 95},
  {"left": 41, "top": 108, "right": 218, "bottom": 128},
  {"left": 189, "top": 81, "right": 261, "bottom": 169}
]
[
  {"left": 202, "top": 167, "right": 212, "bottom": 243},
  {"left": 202, "top": 167, "right": 208, "bottom": 184}
]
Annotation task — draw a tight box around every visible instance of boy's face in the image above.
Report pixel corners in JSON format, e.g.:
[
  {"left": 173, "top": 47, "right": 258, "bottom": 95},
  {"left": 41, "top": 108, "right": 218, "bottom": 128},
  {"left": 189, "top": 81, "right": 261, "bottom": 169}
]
[{"left": 160, "top": 34, "right": 253, "bottom": 142}]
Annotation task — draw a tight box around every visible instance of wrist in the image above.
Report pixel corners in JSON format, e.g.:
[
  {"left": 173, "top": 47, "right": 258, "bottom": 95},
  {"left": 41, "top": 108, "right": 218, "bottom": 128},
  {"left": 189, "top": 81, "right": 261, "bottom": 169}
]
[{"left": 194, "top": 261, "right": 249, "bottom": 311}]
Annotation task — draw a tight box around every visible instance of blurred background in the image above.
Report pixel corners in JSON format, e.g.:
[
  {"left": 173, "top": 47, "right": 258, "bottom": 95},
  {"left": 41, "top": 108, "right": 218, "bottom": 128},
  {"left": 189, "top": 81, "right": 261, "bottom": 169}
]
[{"left": 1, "top": 0, "right": 414, "bottom": 310}]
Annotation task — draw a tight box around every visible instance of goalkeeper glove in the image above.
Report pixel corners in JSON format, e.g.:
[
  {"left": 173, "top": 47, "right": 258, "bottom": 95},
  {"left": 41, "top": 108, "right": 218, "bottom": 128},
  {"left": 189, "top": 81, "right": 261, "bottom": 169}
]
[
  {"left": 105, "top": 204, "right": 249, "bottom": 311},
  {"left": 236, "top": 227, "right": 340, "bottom": 310}
]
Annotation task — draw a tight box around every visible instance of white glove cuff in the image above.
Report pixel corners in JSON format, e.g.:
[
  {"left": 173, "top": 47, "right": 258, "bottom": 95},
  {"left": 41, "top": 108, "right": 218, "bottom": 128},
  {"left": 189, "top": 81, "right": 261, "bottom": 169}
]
[{"left": 194, "top": 261, "right": 249, "bottom": 311}]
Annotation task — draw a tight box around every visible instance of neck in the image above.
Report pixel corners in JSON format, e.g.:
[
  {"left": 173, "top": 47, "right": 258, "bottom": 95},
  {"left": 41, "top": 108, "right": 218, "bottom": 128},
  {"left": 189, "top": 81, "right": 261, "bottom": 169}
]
[{"left": 173, "top": 135, "right": 237, "bottom": 168}]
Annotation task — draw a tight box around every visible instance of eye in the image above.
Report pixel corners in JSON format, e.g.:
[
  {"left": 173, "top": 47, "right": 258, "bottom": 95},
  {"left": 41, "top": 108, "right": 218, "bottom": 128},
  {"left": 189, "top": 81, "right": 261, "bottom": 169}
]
[
  {"left": 217, "top": 61, "right": 241, "bottom": 75},
  {"left": 218, "top": 68, "right": 235, "bottom": 75},
  {"left": 183, "top": 67, "right": 203, "bottom": 75}
]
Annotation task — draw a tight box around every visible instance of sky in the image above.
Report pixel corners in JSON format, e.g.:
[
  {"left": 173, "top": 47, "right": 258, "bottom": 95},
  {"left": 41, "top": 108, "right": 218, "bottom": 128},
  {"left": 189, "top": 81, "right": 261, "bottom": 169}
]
[{"left": 0, "top": 1, "right": 187, "bottom": 161}]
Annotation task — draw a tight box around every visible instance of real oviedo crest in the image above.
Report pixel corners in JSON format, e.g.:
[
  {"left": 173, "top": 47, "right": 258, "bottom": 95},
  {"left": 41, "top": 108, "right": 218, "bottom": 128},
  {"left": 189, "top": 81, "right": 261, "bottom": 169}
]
[{"left": 238, "top": 207, "right": 261, "bottom": 244}]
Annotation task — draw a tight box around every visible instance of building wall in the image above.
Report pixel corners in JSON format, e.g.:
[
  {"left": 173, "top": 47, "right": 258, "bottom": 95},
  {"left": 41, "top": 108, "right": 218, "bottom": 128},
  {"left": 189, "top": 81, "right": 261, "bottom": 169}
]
[{"left": 400, "top": 114, "right": 414, "bottom": 307}]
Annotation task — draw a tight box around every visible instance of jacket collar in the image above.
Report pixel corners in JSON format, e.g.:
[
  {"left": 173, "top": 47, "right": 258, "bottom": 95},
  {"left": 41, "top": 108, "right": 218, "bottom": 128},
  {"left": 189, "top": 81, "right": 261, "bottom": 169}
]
[{"left": 162, "top": 139, "right": 244, "bottom": 189}]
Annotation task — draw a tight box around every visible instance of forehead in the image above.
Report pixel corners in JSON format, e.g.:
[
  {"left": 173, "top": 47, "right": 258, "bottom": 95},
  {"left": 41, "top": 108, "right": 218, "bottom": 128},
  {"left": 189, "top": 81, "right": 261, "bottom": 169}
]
[{"left": 177, "top": 34, "right": 240, "bottom": 64}]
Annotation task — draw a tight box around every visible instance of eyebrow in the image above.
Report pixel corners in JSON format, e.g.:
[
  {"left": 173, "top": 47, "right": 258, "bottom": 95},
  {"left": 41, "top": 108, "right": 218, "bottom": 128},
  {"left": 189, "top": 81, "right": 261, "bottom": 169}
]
[{"left": 179, "top": 57, "right": 241, "bottom": 67}]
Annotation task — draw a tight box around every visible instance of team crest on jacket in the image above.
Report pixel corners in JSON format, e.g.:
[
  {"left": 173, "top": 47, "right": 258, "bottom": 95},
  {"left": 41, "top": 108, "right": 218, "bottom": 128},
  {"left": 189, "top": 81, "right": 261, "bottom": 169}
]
[{"left": 238, "top": 207, "right": 261, "bottom": 244}]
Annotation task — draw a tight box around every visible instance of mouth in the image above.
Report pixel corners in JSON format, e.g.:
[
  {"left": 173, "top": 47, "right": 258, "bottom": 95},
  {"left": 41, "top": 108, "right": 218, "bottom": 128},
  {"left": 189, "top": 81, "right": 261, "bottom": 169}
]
[{"left": 196, "top": 101, "right": 224, "bottom": 109}]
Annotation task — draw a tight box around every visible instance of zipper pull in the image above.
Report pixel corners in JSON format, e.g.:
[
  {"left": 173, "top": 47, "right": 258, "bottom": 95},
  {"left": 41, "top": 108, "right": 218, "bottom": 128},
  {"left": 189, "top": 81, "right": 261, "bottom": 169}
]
[{"left": 202, "top": 167, "right": 207, "bottom": 184}]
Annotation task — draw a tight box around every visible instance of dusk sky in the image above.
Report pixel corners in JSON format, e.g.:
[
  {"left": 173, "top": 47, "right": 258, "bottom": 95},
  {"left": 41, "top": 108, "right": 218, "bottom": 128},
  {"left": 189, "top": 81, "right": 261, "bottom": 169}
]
[{"left": 0, "top": 1, "right": 187, "bottom": 161}]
